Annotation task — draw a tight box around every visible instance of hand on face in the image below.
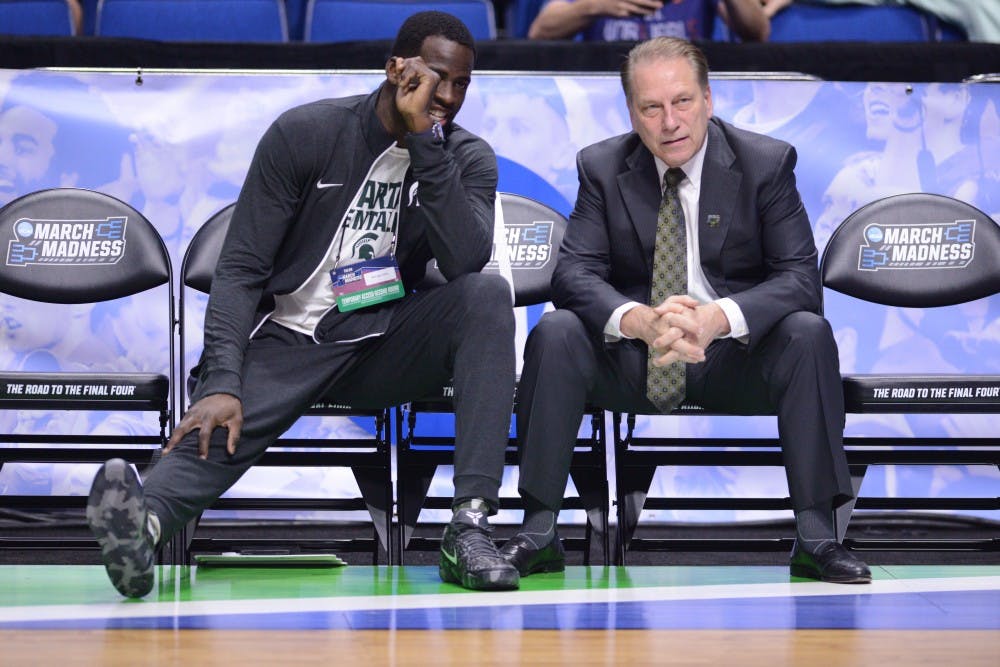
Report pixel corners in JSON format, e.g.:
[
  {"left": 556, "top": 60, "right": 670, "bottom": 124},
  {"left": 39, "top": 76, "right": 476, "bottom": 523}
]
[{"left": 387, "top": 56, "right": 440, "bottom": 134}]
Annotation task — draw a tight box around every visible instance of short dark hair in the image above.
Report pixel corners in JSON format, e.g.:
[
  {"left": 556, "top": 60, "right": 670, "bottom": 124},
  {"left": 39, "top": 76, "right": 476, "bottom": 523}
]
[
  {"left": 621, "top": 37, "right": 710, "bottom": 104},
  {"left": 390, "top": 11, "right": 476, "bottom": 60}
]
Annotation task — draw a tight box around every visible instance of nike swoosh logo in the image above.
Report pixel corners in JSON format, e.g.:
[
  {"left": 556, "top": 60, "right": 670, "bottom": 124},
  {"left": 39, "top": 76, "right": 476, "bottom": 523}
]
[
  {"left": 441, "top": 546, "right": 459, "bottom": 566},
  {"left": 316, "top": 181, "right": 343, "bottom": 189}
]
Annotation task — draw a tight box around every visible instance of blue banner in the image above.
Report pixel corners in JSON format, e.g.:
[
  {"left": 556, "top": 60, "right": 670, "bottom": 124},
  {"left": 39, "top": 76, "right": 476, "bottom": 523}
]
[{"left": 0, "top": 69, "right": 997, "bottom": 522}]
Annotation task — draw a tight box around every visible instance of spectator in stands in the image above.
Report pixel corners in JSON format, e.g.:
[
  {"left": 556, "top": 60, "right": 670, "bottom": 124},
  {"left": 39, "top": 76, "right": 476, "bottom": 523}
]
[
  {"left": 85, "top": 11, "right": 522, "bottom": 598},
  {"left": 759, "top": 0, "right": 1000, "bottom": 42},
  {"left": 528, "top": 0, "right": 769, "bottom": 42},
  {"left": 501, "top": 37, "right": 871, "bottom": 584},
  {"left": 67, "top": 0, "right": 83, "bottom": 35}
]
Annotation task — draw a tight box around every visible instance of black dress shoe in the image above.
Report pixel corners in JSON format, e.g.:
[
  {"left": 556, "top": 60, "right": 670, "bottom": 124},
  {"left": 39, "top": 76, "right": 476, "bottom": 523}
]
[
  {"left": 790, "top": 540, "right": 871, "bottom": 584},
  {"left": 499, "top": 532, "right": 566, "bottom": 576}
]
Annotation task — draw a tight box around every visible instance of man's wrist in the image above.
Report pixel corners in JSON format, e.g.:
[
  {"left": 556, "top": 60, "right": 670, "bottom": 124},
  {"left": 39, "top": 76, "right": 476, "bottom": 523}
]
[
  {"left": 619, "top": 303, "right": 653, "bottom": 340},
  {"left": 707, "top": 302, "right": 731, "bottom": 338},
  {"left": 407, "top": 121, "right": 443, "bottom": 142}
]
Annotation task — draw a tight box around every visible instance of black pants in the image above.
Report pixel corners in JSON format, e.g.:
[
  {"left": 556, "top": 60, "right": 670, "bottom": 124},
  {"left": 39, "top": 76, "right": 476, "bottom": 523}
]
[
  {"left": 144, "top": 273, "right": 516, "bottom": 542},
  {"left": 515, "top": 308, "right": 853, "bottom": 514}
]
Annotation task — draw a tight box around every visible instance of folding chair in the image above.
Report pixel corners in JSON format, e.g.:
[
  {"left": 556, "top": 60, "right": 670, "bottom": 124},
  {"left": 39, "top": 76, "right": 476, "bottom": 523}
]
[
  {"left": 304, "top": 0, "right": 496, "bottom": 43},
  {"left": 395, "top": 192, "right": 610, "bottom": 565},
  {"left": 96, "top": 0, "right": 288, "bottom": 41},
  {"left": 820, "top": 192, "right": 1000, "bottom": 549},
  {"left": 0, "top": 188, "right": 174, "bottom": 554},
  {"left": 176, "top": 203, "right": 393, "bottom": 564}
]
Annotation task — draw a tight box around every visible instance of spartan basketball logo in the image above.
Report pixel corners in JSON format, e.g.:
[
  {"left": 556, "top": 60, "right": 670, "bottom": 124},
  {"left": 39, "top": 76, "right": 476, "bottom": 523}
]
[
  {"left": 5, "top": 216, "right": 127, "bottom": 267},
  {"left": 487, "top": 221, "right": 554, "bottom": 270},
  {"left": 857, "top": 219, "right": 975, "bottom": 271}
]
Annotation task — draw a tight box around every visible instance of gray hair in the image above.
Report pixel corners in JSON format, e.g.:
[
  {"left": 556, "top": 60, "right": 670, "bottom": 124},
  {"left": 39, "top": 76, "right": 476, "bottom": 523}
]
[{"left": 620, "top": 37, "right": 710, "bottom": 103}]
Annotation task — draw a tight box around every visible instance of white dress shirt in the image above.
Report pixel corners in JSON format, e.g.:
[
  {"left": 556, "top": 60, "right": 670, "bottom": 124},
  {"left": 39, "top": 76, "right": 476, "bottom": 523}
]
[{"left": 603, "top": 135, "right": 749, "bottom": 342}]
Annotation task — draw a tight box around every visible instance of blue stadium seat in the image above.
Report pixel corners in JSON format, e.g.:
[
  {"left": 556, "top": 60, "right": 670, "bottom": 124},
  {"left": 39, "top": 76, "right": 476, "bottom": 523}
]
[
  {"left": 283, "top": 0, "right": 309, "bottom": 40},
  {"left": 930, "top": 16, "right": 967, "bottom": 41},
  {"left": 304, "top": 0, "right": 496, "bottom": 43},
  {"left": 0, "top": 0, "right": 76, "bottom": 36},
  {"left": 81, "top": 0, "right": 98, "bottom": 34},
  {"left": 96, "top": 0, "right": 288, "bottom": 41},
  {"left": 770, "top": 3, "right": 932, "bottom": 42}
]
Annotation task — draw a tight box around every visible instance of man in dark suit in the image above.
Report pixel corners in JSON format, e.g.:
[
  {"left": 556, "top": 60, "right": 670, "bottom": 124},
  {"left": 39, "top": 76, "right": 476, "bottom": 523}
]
[{"left": 500, "top": 36, "right": 871, "bottom": 584}]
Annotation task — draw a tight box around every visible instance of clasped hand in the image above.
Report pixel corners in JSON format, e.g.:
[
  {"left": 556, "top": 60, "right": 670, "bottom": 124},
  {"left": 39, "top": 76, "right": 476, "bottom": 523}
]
[{"left": 624, "top": 295, "right": 729, "bottom": 367}]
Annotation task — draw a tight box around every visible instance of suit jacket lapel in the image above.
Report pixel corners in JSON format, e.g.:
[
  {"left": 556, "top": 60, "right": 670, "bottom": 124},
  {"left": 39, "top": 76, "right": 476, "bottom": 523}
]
[
  {"left": 698, "top": 120, "right": 740, "bottom": 294},
  {"left": 617, "top": 141, "right": 661, "bottom": 276}
]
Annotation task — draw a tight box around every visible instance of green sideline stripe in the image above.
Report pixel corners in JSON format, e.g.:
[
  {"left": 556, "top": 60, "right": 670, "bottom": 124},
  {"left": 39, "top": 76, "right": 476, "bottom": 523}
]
[{"left": 0, "top": 564, "right": 997, "bottom": 607}]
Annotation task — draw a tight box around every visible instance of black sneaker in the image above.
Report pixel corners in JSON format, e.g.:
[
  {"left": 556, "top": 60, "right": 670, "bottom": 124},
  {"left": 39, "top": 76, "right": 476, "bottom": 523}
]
[
  {"left": 439, "top": 508, "right": 519, "bottom": 591},
  {"left": 86, "top": 458, "right": 156, "bottom": 598}
]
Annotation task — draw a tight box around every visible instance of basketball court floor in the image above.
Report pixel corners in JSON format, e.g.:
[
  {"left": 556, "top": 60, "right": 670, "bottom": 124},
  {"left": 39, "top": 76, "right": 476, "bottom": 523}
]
[{"left": 2, "top": 562, "right": 997, "bottom": 664}]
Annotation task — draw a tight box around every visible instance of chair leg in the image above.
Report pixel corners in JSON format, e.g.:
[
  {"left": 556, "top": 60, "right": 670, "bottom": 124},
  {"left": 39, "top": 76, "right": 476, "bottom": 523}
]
[
  {"left": 570, "top": 464, "right": 610, "bottom": 566},
  {"left": 353, "top": 466, "right": 393, "bottom": 565},
  {"left": 396, "top": 462, "right": 437, "bottom": 564},
  {"left": 614, "top": 464, "right": 656, "bottom": 565},
  {"left": 163, "top": 513, "right": 200, "bottom": 566},
  {"left": 836, "top": 464, "right": 867, "bottom": 543}
]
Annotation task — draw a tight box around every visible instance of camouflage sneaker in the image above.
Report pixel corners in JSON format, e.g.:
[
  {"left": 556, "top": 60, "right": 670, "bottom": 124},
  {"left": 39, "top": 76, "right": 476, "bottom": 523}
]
[
  {"left": 86, "top": 458, "right": 156, "bottom": 598},
  {"left": 439, "top": 507, "right": 519, "bottom": 591}
]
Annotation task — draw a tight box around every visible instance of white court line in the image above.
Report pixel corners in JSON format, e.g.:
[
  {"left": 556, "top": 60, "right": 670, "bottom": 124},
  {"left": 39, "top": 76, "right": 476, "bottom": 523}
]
[{"left": 1, "top": 575, "right": 997, "bottom": 625}]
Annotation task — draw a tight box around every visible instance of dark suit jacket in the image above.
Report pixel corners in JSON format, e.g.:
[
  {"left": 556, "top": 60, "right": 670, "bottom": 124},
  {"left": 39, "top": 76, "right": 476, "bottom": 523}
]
[{"left": 551, "top": 116, "right": 822, "bottom": 354}]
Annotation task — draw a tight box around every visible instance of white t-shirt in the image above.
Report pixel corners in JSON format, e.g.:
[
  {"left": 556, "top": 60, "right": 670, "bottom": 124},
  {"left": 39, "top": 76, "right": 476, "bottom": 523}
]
[{"left": 271, "top": 145, "right": 411, "bottom": 335}]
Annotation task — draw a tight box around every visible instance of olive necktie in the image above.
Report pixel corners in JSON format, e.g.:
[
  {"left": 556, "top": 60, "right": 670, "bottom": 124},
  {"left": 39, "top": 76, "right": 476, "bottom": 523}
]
[{"left": 646, "top": 167, "right": 687, "bottom": 413}]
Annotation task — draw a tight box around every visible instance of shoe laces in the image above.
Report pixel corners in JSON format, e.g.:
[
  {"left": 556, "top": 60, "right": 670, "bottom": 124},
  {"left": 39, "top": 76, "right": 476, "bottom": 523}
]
[{"left": 456, "top": 523, "right": 501, "bottom": 560}]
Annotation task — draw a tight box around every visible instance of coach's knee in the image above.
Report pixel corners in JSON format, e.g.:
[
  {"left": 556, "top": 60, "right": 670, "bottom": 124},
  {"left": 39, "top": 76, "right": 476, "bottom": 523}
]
[
  {"left": 526, "top": 309, "right": 588, "bottom": 356},
  {"left": 774, "top": 311, "right": 837, "bottom": 358}
]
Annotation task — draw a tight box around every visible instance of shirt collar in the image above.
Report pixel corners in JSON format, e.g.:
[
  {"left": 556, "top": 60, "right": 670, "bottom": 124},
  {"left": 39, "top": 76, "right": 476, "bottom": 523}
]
[{"left": 653, "top": 131, "right": 707, "bottom": 192}]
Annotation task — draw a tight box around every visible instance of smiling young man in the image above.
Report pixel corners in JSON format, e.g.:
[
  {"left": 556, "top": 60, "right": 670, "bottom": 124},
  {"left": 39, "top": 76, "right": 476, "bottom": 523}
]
[
  {"left": 86, "top": 11, "right": 520, "bottom": 597},
  {"left": 502, "top": 37, "right": 871, "bottom": 585}
]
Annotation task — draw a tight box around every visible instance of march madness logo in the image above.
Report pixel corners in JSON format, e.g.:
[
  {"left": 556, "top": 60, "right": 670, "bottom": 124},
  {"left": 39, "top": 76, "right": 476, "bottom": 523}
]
[
  {"left": 857, "top": 219, "right": 975, "bottom": 271},
  {"left": 488, "top": 221, "right": 554, "bottom": 270},
  {"left": 5, "top": 216, "right": 127, "bottom": 267}
]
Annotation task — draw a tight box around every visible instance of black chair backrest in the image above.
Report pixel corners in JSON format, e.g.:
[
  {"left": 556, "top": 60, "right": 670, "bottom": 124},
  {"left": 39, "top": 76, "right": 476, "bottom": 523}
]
[
  {"left": 182, "top": 202, "right": 234, "bottom": 294},
  {"left": 0, "top": 188, "right": 171, "bottom": 303},
  {"left": 496, "top": 192, "right": 567, "bottom": 306},
  {"left": 420, "top": 192, "right": 568, "bottom": 307},
  {"left": 821, "top": 192, "right": 1000, "bottom": 308}
]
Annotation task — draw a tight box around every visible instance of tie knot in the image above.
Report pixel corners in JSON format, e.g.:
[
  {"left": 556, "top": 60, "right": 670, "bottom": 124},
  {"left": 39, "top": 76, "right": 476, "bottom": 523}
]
[{"left": 664, "top": 167, "right": 685, "bottom": 190}]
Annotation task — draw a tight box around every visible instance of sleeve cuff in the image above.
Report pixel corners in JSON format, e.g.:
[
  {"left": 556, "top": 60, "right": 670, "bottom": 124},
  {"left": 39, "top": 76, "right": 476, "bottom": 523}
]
[
  {"left": 715, "top": 297, "right": 749, "bottom": 343},
  {"left": 604, "top": 301, "right": 642, "bottom": 341},
  {"left": 405, "top": 121, "right": 444, "bottom": 145},
  {"left": 192, "top": 369, "right": 243, "bottom": 403}
]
